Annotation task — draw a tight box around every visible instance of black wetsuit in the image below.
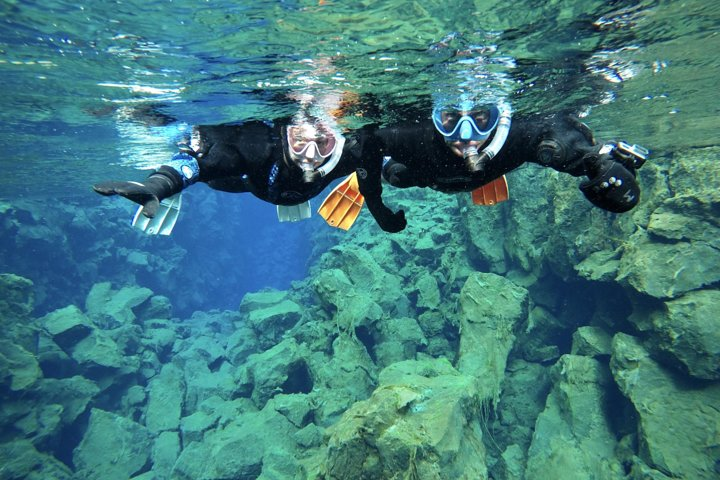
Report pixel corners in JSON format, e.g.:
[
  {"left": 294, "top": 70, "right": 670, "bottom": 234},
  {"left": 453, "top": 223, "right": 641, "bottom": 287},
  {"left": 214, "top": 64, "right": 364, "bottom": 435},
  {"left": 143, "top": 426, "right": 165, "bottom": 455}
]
[
  {"left": 376, "top": 114, "right": 641, "bottom": 212},
  {"left": 192, "top": 119, "right": 404, "bottom": 232}
]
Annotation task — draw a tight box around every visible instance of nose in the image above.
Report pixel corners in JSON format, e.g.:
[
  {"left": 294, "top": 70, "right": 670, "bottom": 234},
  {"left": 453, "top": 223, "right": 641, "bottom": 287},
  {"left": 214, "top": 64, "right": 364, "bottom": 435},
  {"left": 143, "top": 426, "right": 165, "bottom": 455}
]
[
  {"left": 304, "top": 142, "right": 317, "bottom": 160},
  {"left": 459, "top": 120, "right": 473, "bottom": 141}
]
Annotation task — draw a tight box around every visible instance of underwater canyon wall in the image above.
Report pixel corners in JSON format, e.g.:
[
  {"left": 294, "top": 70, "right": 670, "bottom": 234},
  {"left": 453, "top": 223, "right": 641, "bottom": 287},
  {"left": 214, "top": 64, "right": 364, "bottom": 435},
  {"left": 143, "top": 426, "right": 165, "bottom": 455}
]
[{"left": 1, "top": 146, "right": 719, "bottom": 479}]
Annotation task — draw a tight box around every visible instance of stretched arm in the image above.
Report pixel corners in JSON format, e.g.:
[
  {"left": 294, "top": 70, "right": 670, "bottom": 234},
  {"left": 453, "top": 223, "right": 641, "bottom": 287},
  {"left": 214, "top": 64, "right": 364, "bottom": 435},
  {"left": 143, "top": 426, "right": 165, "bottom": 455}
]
[
  {"left": 530, "top": 115, "right": 647, "bottom": 212},
  {"left": 352, "top": 127, "right": 407, "bottom": 233}
]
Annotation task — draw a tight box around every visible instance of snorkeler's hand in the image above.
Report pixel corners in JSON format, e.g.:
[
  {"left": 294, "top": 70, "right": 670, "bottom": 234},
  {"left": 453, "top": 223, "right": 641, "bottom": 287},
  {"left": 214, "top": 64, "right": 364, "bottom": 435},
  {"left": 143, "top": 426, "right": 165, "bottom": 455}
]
[
  {"left": 93, "top": 180, "right": 162, "bottom": 218},
  {"left": 378, "top": 209, "right": 407, "bottom": 233}
]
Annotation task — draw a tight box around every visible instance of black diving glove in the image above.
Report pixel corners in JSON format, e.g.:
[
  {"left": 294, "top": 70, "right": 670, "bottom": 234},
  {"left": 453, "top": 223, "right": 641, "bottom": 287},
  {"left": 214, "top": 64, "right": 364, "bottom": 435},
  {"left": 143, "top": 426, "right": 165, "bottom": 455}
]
[
  {"left": 579, "top": 148, "right": 641, "bottom": 213},
  {"left": 378, "top": 209, "right": 407, "bottom": 233},
  {"left": 93, "top": 166, "right": 185, "bottom": 218}
]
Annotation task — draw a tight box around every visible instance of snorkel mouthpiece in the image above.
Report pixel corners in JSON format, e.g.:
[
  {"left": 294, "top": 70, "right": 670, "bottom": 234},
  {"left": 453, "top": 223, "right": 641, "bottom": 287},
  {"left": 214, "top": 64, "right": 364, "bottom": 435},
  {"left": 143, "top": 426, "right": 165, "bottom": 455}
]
[
  {"left": 302, "top": 169, "right": 320, "bottom": 183},
  {"left": 463, "top": 145, "right": 484, "bottom": 172}
]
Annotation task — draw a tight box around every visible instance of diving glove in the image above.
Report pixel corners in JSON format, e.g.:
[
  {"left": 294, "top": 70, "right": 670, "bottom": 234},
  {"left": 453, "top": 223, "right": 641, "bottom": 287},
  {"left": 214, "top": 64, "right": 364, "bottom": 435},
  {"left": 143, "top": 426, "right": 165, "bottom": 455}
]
[
  {"left": 93, "top": 152, "right": 199, "bottom": 218},
  {"left": 579, "top": 151, "right": 640, "bottom": 213}
]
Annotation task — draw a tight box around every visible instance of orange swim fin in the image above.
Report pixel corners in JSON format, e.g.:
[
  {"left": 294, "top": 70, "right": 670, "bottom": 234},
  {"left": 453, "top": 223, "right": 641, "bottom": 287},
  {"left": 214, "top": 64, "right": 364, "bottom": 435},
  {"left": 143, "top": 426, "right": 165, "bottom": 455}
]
[
  {"left": 318, "top": 172, "right": 365, "bottom": 230},
  {"left": 471, "top": 175, "right": 509, "bottom": 206}
]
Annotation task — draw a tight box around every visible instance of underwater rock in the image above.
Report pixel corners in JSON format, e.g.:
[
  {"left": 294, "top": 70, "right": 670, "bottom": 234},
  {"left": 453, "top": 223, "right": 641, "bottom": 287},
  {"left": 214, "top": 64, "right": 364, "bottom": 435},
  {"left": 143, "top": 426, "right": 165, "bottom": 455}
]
[
  {"left": 146, "top": 363, "right": 185, "bottom": 433},
  {"left": 239, "top": 289, "right": 290, "bottom": 313},
  {"left": 134, "top": 295, "right": 173, "bottom": 321},
  {"left": 374, "top": 316, "right": 427, "bottom": 367},
  {"left": 225, "top": 324, "right": 259, "bottom": 366},
  {"left": 460, "top": 193, "right": 508, "bottom": 273},
  {"left": 246, "top": 298, "right": 302, "bottom": 349},
  {"left": 493, "top": 359, "right": 552, "bottom": 453},
  {"left": 575, "top": 248, "right": 622, "bottom": 282},
  {"left": 610, "top": 333, "right": 720, "bottom": 479},
  {"left": 33, "top": 376, "right": 100, "bottom": 426},
  {"left": 0, "top": 273, "right": 34, "bottom": 320},
  {"left": 266, "top": 393, "right": 315, "bottom": 429},
  {"left": 180, "top": 409, "right": 218, "bottom": 444},
  {"left": 309, "top": 336, "right": 377, "bottom": 426},
  {"left": 313, "top": 268, "right": 383, "bottom": 333},
  {"left": 74, "top": 408, "right": 152, "bottom": 480},
  {"left": 70, "top": 329, "right": 134, "bottom": 370},
  {"left": 85, "top": 282, "right": 154, "bottom": 328},
  {"left": 571, "top": 326, "right": 613, "bottom": 357},
  {"left": 171, "top": 403, "right": 298, "bottom": 480},
  {"left": 0, "top": 339, "right": 41, "bottom": 391},
  {"left": 0, "top": 273, "right": 36, "bottom": 351},
  {"left": 617, "top": 229, "right": 720, "bottom": 298},
  {"left": 39, "top": 305, "right": 93, "bottom": 350},
  {"left": 525, "top": 354, "right": 625, "bottom": 480},
  {"left": 0, "top": 439, "right": 73, "bottom": 480},
  {"left": 239, "top": 338, "right": 313, "bottom": 408},
  {"left": 639, "top": 289, "right": 720, "bottom": 380},
  {"left": 182, "top": 358, "right": 236, "bottom": 414},
  {"left": 322, "top": 357, "right": 487, "bottom": 480},
  {"left": 492, "top": 444, "right": 526, "bottom": 480},
  {"left": 13, "top": 403, "right": 63, "bottom": 449},
  {"left": 413, "top": 271, "right": 441, "bottom": 310},
  {"left": 458, "top": 272, "right": 529, "bottom": 401},
  {"left": 152, "top": 430, "right": 181, "bottom": 480}
]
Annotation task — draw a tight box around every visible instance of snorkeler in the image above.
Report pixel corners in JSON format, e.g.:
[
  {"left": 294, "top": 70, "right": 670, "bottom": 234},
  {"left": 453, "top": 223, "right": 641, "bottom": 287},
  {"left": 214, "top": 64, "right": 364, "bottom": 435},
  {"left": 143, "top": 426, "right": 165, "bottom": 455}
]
[
  {"left": 93, "top": 111, "right": 407, "bottom": 234},
  {"left": 374, "top": 99, "right": 648, "bottom": 224}
]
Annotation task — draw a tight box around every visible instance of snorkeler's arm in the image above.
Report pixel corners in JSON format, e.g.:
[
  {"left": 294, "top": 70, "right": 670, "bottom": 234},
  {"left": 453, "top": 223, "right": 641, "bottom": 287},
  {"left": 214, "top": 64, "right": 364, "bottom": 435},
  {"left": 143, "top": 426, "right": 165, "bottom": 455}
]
[
  {"left": 354, "top": 127, "right": 407, "bottom": 233},
  {"left": 527, "top": 115, "right": 646, "bottom": 212}
]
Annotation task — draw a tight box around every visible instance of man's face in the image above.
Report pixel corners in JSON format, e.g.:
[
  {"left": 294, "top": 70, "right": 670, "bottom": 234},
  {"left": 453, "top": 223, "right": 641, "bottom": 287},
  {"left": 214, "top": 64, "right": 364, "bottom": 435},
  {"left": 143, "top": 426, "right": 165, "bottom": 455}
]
[{"left": 287, "top": 123, "right": 337, "bottom": 169}]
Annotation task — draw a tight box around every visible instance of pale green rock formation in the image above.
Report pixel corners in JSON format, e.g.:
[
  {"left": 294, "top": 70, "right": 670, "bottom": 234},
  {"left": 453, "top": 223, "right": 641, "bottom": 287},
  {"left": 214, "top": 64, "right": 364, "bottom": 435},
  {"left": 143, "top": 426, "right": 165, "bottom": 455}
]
[
  {"left": 171, "top": 404, "right": 299, "bottom": 480},
  {"left": 313, "top": 268, "right": 383, "bottom": 334},
  {"left": 70, "top": 329, "right": 134, "bottom": 370},
  {"left": 491, "top": 359, "right": 551, "bottom": 453},
  {"left": 308, "top": 336, "right": 377, "bottom": 426},
  {"left": 525, "top": 355, "right": 625, "bottom": 480},
  {"left": 457, "top": 272, "right": 529, "bottom": 401},
  {"left": 638, "top": 289, "right": 720, "bottom": 380},
  {"left": 225, "top": 324, "right": 259, "bottom": 366},
  {"left": 321, "top": 358, "right": 487, "bottom": 480},
  {"left": 182, "top": 357, "right": 236, "bottom": 413},
  {"left": 0, "top": 273, "right": 36, "bottom": 351},
  {"left": 0, "top": 439, "right": 73, "bottom": 480},
  {"left": 39, "top": 305, "right": 92, "bottom": 350},
  {"left": 246, "top": 298, "right": 302, "bottom": 349},
  {"left": 238, "top": 338, "right": 313, "bottom": 408},
  {"left": 266, "top": 393, "right": 315, "bottom": 429},
  {"left": 74, "top": 408, "right": 152, "bottom": 480},
  {"left": 461, "top": 193, "right": 508, "bottom": 273},
  {"left": 33, "top": 376, "right": 100, "bottom": 426},
  {"left": 616, "top": 229, "right": 720, "bottom": 298},
  {"left": 610, "top": 333, "right": 720, "bottom": 479},
  {"left": 180, "top": 409, "right": 217, "bottom": 444},
  {"left": 374, "top": 316, "right": 427, "bottom": 367},
  {"left": 152, "top": 431, "right": 181, "bottom": 480},
  {"left": 414, "top": 271, "right": 442, "bottom": 309},
  {"left": 85, "top": 282, "right": 153, "bottom": 328},
  {"left": 571, "top": 326, "right": 613, "bottom": 357},
  {"left": 146, "top": 363, "right": 185, "bottom": 433},
  {"left": 0, "top": 339, "right": 41, "bottom": 391}
]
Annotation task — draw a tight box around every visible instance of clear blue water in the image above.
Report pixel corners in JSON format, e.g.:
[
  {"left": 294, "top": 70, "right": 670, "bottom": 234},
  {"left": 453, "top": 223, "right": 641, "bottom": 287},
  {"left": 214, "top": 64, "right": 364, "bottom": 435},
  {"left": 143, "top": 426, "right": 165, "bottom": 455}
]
[{"left": 2, "top": 0, "right": 719, "bottom": 314}]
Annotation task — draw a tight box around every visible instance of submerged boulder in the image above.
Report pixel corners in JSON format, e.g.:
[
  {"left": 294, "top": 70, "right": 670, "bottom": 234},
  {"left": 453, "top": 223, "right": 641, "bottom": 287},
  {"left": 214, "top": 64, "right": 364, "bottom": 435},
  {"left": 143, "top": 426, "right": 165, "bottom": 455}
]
[
  {"left": 641, "top": 289, "right": 720, "bottom": 380},
  {"left": 322, "top": 358, "right": 487, "bottom": 480},
  {"left": 85, "top": 282, "right": 153, "bottom": 328},
  {"left": 74, "top": 408, "right": 152, "bottom": 480},
  {"left": 610, "top": 333, "right": 720, "bottom": 479},
  {"left": 457, "top": 272, "right": 529, "bottom": 401},
  {"left": 525, "top": 355, "right": 625, "bottom": 480}
]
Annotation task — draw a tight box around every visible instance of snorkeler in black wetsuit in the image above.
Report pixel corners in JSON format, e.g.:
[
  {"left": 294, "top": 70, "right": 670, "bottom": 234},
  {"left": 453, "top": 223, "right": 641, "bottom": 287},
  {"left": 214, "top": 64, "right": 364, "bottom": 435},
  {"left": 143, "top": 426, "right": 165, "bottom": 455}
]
[
  {"left": 93, "top": 114, "right": 407, "bottom": 233},
  {"left": 378, "top": 100, "right": 648, "bottom": 221}
]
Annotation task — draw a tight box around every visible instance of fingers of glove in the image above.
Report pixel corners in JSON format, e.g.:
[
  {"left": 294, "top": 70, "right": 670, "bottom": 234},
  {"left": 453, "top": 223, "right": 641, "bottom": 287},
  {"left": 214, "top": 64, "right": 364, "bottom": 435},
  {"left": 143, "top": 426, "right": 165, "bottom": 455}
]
[
  {"left": 92, "top": 181, "right": 127, "bottom": 196},
  {"left": 384, "top": 210, "right": 407, "bottom": 233},
  {"left": 141, "top": 198, "right": 160, "bottom": 218}
]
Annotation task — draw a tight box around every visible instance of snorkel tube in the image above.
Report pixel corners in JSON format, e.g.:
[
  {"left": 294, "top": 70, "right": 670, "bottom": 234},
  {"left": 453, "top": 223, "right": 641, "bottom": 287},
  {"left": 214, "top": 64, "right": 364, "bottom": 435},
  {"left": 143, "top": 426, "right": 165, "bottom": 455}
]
[{"left": 464, "top": 107, "right": 512, "bottom": 173}]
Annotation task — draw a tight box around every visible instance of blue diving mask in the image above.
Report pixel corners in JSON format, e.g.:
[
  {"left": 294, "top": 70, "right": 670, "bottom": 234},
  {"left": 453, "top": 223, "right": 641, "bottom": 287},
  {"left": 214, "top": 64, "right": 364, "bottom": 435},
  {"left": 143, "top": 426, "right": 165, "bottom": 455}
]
[{"left": 432, "top": 104, "right": 501, "bottom": 142}]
